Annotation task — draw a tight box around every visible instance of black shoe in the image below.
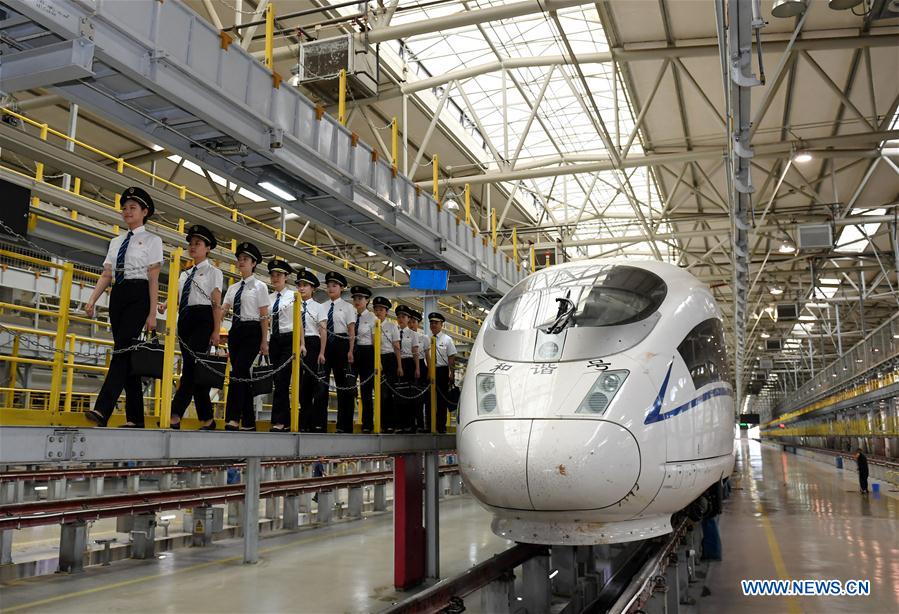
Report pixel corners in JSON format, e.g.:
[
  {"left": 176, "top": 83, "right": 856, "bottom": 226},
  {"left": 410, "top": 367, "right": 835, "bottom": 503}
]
[
  {"left": 239, "top": 426, "right": 256, "bottom": 432},
  {"left": 118, "top": 423, "right": 144, "bottom": 428},
  {"left": 84, "top": 409, "right": 107, "bottom": 427},
  {"left": 169, "top": 422, "right": 181, "bottom": 430},
  {"left": 199, "top": 421, "right": 216, "bottom": 431},
  {"left": 362, "top": 428, "right": 373, "bottom": 434},
  {"left": 225, "top": 424, "right": 239, "bottom": 431},
  {"left": 270, "top": 424, "right": 288, "bottom": 432}
]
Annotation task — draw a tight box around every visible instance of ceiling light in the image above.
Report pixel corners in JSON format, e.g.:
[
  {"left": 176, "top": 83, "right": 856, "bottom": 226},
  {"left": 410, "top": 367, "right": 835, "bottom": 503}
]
[
  {"left": 257, "top": 181, "right": 296, "bottom": 202},
  {"left": 819, "top": 278, "right": 840, "bottom": 285},
  {"left": 761, "top": 332, "right": 771, "bottom": 338},
  {"left": 806, "top": 302, "right": 829, "bottom": 308},
  {"left": 778, "top": 244, "right": 796, "bottom": 253},
  {"left": 792, "top": 151, "right": 813, "bottom": 163},
  {"left": 828, "top": 0, "right": 863, "bottom": 9},
  {"left": 772, "top": 0, "right": 807, "bottom": 17},
  {"left": 770, "top": 287, "right": 783, "bottom": 295}
]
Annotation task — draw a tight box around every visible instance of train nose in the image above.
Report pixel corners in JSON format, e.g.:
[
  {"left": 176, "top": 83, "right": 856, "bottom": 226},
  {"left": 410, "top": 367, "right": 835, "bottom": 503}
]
[{"left": 460, "top": 420, "right": 641, "bottom": 511}]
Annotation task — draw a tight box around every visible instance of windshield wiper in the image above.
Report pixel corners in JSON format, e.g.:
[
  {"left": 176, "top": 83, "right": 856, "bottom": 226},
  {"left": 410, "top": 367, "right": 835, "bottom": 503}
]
[{"left": 542, "top": 296, "right": 575, "bottom": 335}]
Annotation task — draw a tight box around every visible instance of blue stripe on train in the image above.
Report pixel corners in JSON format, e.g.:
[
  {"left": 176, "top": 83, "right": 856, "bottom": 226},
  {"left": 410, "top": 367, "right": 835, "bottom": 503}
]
[{"left": 643, "top": 362, "right": 734, "bottom": 425}]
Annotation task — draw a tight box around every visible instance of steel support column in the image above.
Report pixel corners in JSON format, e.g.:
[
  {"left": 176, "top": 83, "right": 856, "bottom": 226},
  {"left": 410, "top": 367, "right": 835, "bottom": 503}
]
[
  {"left": 243, "top": 457, "right": 261, "bottom": 564},
  {"left": 394, "top": 453, "right": 425, "bottom": 590},
  {"left": 425, "top": 451, "right": 440, "bottom": 580}
]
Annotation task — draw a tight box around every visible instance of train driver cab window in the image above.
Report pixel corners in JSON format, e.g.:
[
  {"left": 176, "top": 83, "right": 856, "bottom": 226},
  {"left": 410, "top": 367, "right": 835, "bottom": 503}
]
[
  {"left": 677, "top": 318, "right": 730, "bottom": 389},
  {"left": 493, "top": 264, "right": 667, "bottom": 332}
]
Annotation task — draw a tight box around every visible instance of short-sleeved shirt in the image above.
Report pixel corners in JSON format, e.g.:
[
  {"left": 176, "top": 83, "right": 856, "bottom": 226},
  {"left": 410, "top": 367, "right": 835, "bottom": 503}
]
[
  {"left": 103, "top": 226, "right": 163, "bottom": 281},
  {"left": 178, "top": 259, "right": 222, "bottom": 307},
  {"left": 399, "top": 326, "right": 419, "bottom": 359},
  {"left": 268, "top": 288, "right": 297, "bottom": 334},
  {"left": 432, "top": 331, "right": 458, "bottom": 367},
  {"left": 301, "top": 298, "right": 324, "bottom": 338},
  {"left": 353, "top": 310, "right": 376, "bottom": 346},
  {"left": 223, "top": 276, "right": 269, "bottom": 322},
  {"left": 379, "top": 319, "right": 400, "bottom": 355},
  {"left": 322, "top": 297, "right": 355, "bottom": 336},
  {"left": 415, "top": 330, "right": 430, "bottom": 365}
]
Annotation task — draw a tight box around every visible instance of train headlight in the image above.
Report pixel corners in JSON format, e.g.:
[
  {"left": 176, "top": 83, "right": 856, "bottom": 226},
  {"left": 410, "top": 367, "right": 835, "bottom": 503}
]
[
  {"left": 477, "top": 374, "right": 499, "bottom": 415},
  {"left": 575, "top": 370, "right": 629, "bottom": 415}
]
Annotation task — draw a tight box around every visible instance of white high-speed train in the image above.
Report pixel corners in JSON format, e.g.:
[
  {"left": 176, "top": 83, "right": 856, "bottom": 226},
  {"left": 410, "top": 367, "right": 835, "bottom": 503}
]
[{"left": 458, "top": 260, "right": 735, "bottom": 545}]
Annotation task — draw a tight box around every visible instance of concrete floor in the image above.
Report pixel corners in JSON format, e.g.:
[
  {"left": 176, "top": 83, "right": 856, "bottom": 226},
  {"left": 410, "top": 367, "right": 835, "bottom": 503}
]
[
  {"left": 0, "top": 496, "right": 512, "bottom": 613},
  {"left": 700, "top": 437, "right": 898, "bottom": 614}
]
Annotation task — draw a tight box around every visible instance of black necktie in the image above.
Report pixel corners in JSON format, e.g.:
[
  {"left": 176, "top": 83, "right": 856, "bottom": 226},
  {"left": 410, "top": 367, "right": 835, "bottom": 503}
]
[
  {"left": 180, "top": 267, "right": 196, "bottom": 311},
  {"left": 233, "top": 280, "right": 245, "bottom": 322},
  {"left": 272, "top": 292, "right": 281, "bottom": 335},
  {"left": 114, "top": 230, "right": 133, "bottom": 284}
]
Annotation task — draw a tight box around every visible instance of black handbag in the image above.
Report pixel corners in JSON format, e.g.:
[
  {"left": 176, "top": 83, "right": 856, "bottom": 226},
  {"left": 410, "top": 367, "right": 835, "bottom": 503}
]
[
  {"left": 196, "top": 348, "right": 228, "bottom": 390},
  {"left": 446, "top": 385, "right": 461, "bottom": 413},
  {"left": 129, "top": 332, "right": 164, "bottom": 379},
  {"left": 251, "top": 355, "right": 274, "bottom": 397}
]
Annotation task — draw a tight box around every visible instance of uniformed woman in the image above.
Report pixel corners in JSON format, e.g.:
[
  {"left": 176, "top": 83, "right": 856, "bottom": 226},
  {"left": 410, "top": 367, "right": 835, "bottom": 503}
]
[
  {"left": 409, "top": 310, "right": 431, "bottom": 433},
  {"left": 395, "top": 305, "right": 420, "bottom": 433},
  {"left": 222, "top": 242, "right": 269, "bottom": 431},
  {"left": 267, "top": 257, "right": 296, "bottom": 432},
  {"left": 162, "top": 224, "right": 222, "bottom": 430},
  {"left": 319, "top": 271, "right": 356, "bottom": 433},
  {"left": 350, "top": 285, "right": 376, "bottom": 433},
  {"left": 296, "top": 270, "right": 327, "bottom": 432},
  {"left": 428, "top": 312, "right": 457, "bottom": 434},
  {"left": 84, "top": 187, "right": 163, "bottom": 428},
  {"left": 372, "top": 297, "right": 402, "bottom": 432}
]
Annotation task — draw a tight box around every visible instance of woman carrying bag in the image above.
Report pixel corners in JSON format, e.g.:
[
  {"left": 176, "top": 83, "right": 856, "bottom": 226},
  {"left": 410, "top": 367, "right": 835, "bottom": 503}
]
[
  {"left": 222, "top": 242, "right": 269, "bottom": 431},
  {"left": 160, "top": 224, "right": 222, "bottom": 431},
  {"left": 83, "top": 187, "right": 163, "bottom": 428},
  {"left": 266, "top": 257, "right": 295, "bottom": 432}
]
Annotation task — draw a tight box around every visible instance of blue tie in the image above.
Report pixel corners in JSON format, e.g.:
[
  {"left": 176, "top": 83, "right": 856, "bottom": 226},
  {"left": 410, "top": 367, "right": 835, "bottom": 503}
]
[
  {"left": 233, "top": 281, "right": 245, "bottom": 322},
  {"left": 327, "top": 302, "right": 335, "bottom": 334},
  {"left": 180, "top": 267, "right": 196, "bottom": 311},
  {"left": 272, "top": 293, "right": 281, "bottom": 335},
  {"left": 114, "top": 230, "right": 133, "bottom": 284}
]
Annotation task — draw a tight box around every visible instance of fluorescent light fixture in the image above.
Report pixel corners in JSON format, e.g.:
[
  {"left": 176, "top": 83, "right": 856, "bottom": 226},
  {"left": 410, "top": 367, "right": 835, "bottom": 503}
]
[
  {"left": 34, "top": 485, "right": 48, "bottom": 491},
  {"left": 160, "top": 514, "right": 177, "bottom": 521},
  {"left": 778, "top": 244, "right": 796, "bottom": 253},
  {"left": 769, "top": 287, "right": 783, "bottom": 295},
  {"left": 819, "top": 278, "right": 840, "bottom": 285},
  {"left": 760, "top": 332, "right": 770, "bottom": 338},
  {"left": 257, "top": 181, "right": 296, "bottom": 202},
  {"left": 792, "top": 151, "right": 813, "bottom": 163}
]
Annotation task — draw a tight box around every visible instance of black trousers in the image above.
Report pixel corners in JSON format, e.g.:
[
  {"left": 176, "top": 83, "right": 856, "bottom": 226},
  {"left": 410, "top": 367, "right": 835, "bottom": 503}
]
[
  {"left": 433, "top": 366, "right": 450, "bottom": 433},
  {"left": 171, "top": 305, "right": 214, "bottom": 422},
  {"left": 94, "top": 280, "right": 149, "bottom": 424},
  {"left": 225, "top": 321, "right": 261, "bottom": 427},
  {"left": 301, "top": 336, "right": 323, "bottom": 432},
  {"left": 415, "top": 359, "right": 429, "bottom": 431},
  {"left": 320, "top": 336, "right": 354, "bottom": 432},
  {"left": 269, "top": 331, "right": 294, "bottom": 427},
  {"left": 399, "top": 357, "right": 420, "bottom": 431},
  {"left": 380, "top": 355, "right": 398, "bottom": 431},
  {"left": 354, "top": 345, "right": 375, "bottom": 431},
  {"left": 859, "top": 471, "right": 869, "bottom": 492}
]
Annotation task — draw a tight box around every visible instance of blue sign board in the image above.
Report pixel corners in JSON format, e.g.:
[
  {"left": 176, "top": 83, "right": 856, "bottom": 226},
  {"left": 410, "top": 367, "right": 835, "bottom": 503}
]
[{"left": 409, "top": 269, "right": 449, "bottom": 291}]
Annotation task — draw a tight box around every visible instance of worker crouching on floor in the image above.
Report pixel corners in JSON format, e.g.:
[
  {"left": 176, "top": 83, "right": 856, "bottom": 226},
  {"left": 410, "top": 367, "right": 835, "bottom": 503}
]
[
  {"left": 222, "top": 242, "right": 269, "bottom": 431},
  {"left": 84, "top": 187, "right": 163, "bottom": 428},
  {"left": 267, "top": 257, "right": 296, "bottom": 432}
]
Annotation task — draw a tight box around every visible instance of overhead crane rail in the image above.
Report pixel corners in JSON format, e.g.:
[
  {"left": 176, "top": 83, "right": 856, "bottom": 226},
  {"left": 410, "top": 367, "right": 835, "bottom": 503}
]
[{"left": 0, "top": 0, "right": 523, "bottom": 296}]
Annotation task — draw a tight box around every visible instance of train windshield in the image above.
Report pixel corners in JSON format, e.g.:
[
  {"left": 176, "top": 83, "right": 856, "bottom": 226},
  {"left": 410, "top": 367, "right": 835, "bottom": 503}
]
[{"left": 493, "top": 264, "right": 667, "bottom": 332}]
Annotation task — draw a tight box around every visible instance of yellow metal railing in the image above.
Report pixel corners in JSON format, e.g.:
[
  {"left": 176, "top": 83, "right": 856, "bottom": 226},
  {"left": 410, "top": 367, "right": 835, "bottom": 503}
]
[
  {"left": 762, "top": 415, "right": 899, "bottom": 438},
  {"left": 0, "top": 106, "right": 481, "bottom": 334}
]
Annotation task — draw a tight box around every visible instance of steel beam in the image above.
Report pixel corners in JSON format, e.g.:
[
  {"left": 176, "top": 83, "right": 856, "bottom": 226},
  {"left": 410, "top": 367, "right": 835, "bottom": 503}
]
[{"left": 0, "top": 38, "right": 94, "bottom": 93}]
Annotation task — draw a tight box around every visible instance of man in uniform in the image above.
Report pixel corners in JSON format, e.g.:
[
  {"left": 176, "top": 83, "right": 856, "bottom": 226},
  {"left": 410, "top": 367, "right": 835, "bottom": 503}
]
[{"left": 428, "top": 312, "right": 457, "bottom": 433}]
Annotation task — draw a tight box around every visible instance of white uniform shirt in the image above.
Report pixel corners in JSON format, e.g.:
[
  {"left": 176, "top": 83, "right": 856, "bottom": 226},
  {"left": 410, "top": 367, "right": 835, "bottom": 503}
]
[
  {"left": 268, "top": 288, "right": 297, "bottom": 334},
  {"left": 399, "top": 326, "right": 419, "bottom": 359},
  {"left": 353, "top": 310, "right": 376, "bottom": 346},
  {"left": 223, "top": 276, "right": 269, "bottom": 322},
  {"left": 415, "top": 330, "right": 430, "bottom": 365},
  {"left": 432, "top": 331, "right": 458, "bottom": 367},
  {"left": 323, "top": 297, "right": 355, "bottom": 337},
  {"left": 379, "top": 320, "right": 400, "bottom": 354},
  {"left": 300, "top": 298, "right": 323, "bottom": 338},
  {"left": 103, "top": 226, "right": 163, "bottom": 281},
  {"left": 178, "top": 259, "right": 223, "bottom": 307}
]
